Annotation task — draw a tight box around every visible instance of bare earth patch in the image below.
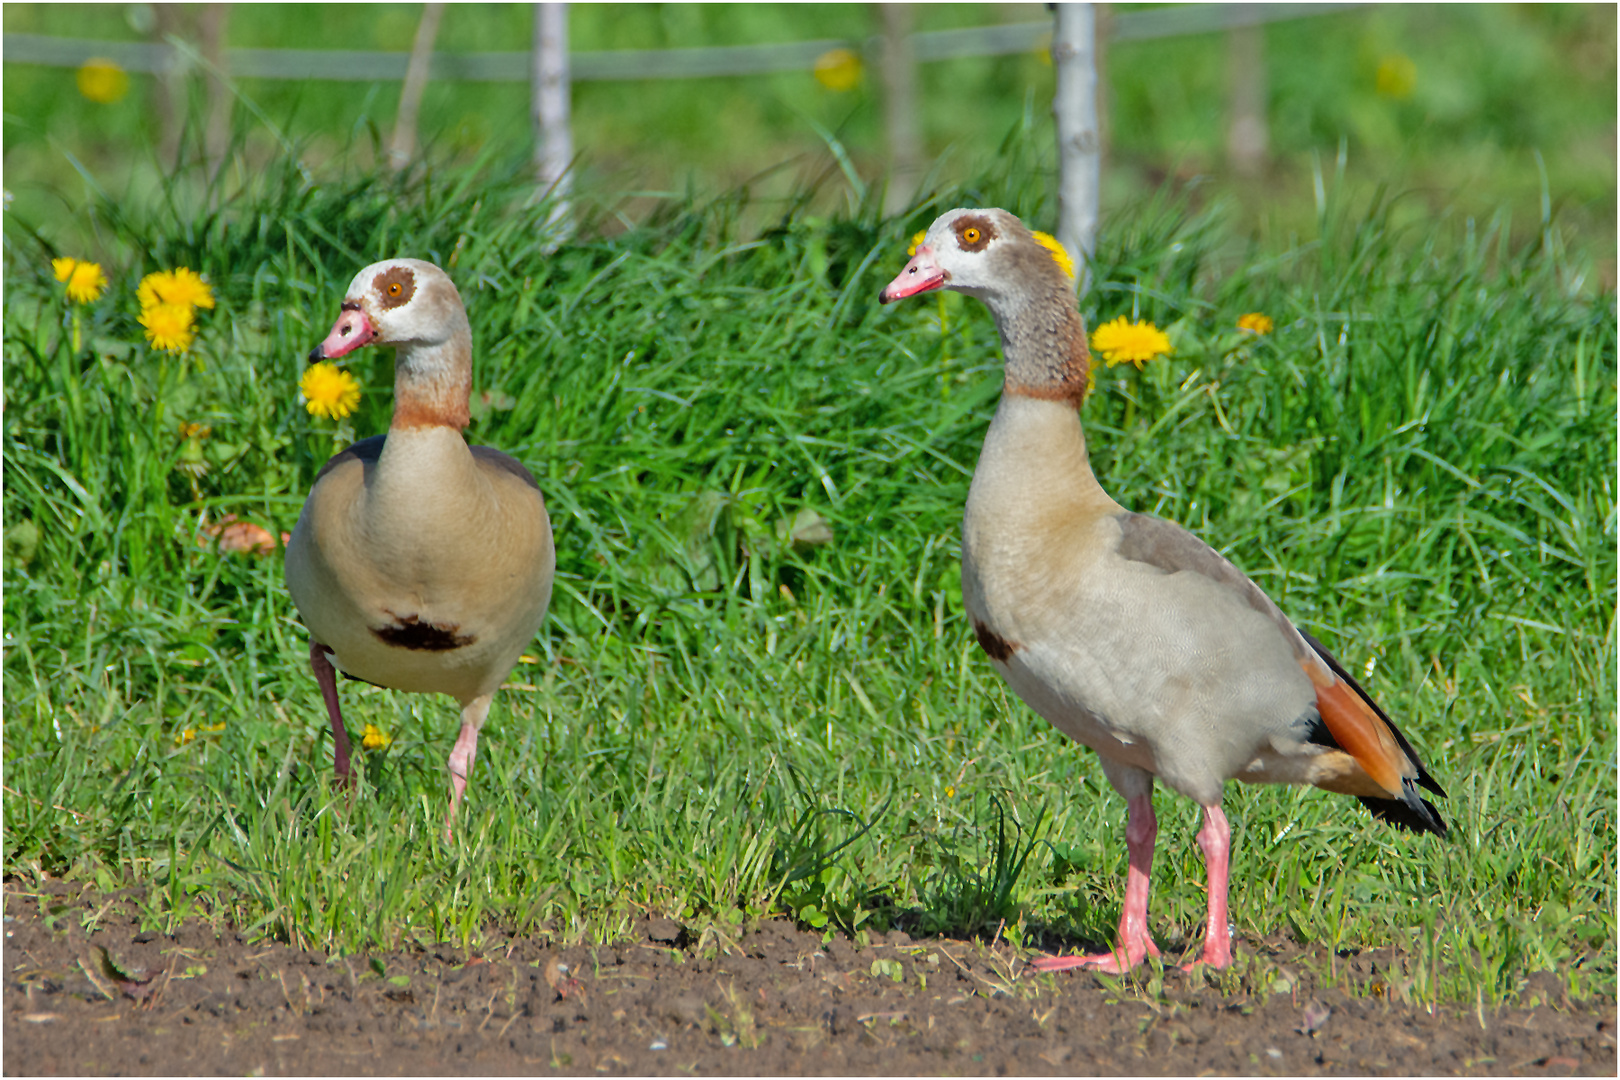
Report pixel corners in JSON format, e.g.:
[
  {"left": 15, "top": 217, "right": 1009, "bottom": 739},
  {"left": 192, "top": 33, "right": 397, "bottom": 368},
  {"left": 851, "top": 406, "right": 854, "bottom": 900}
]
[{"left": 4, "top": 880, "right": 1612, "bottom": 1076}]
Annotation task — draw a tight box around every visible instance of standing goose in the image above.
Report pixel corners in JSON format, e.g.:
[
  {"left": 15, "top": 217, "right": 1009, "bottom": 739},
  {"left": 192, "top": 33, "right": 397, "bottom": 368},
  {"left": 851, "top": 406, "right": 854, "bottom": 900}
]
[
  {"left": 879, "top": 209, "right": 1446, "bottom": 971},
  {"left": 286, "top": 259, "right": 554, "bottom": 841}
]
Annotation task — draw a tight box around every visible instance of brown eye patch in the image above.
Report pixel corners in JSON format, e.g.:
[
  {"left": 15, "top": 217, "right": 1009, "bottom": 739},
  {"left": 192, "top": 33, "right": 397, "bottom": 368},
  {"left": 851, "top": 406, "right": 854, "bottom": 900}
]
[
  {"left": 375, "top": 265, "right": 416, "bottom": 309},
  {"left": 953, "top": 214, "right": 998, "bottom": 252}
]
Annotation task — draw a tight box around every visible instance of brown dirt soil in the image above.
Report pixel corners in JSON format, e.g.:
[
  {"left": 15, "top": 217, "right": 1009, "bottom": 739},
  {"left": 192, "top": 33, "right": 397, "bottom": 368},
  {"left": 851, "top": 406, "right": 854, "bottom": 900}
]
[{"left": 4, "top": 879, "right": 1614, "bottom": 1076}]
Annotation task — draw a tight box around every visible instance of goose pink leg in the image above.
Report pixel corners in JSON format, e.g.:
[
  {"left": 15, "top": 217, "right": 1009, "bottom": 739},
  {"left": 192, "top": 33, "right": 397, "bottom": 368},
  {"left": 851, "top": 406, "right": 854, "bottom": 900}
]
[
  {"left": 309, "top": 641, "right": 353, "bottom": 786},
  {"left": 1187, "top": 803, "right": 1233, "bottom": 969},
  {"left": 444, "top": 694, "right": 493, "bottom": 842},
  {"left": 1032, "top": 794, "right": 1162, "bottom": 973}
]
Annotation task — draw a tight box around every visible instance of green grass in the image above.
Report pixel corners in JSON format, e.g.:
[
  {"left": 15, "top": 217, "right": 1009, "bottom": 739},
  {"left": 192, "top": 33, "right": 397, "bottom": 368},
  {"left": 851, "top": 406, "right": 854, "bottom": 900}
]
[{"left": 3, "top": 125, "right": 1614, "bottom": 1009}]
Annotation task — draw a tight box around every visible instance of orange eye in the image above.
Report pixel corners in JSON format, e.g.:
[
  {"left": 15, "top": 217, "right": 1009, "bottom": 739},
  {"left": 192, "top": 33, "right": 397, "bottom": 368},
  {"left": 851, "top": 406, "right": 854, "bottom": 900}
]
[
  {"left": 963, "top": 228, "right": 980, "bottom": 244},
  {"left": 388, "top": 283, "right": 402, "bottom": 296}
]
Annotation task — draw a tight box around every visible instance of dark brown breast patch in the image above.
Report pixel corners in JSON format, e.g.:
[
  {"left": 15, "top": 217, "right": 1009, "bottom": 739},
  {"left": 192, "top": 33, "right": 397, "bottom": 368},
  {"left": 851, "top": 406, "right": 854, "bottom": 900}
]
[{"left": 372, "top": 611, "right": 473, "bottom": 651}]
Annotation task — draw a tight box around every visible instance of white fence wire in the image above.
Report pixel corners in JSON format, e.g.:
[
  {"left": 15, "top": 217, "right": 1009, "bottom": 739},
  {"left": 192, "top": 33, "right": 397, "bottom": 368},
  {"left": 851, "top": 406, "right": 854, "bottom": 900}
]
[{"left": 3, "top": 4, "right": 1366, "bottom": 82}]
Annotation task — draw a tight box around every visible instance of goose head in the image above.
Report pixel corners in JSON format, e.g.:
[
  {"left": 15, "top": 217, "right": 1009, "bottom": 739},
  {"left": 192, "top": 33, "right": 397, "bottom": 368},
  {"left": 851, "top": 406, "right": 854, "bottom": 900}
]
[
  {"left": 880, "top": 209, "right": 1089, "bottom": 405},
  {"left": 309, "top": 259, "right": 469, "bottom": 362},
  {"left": 878, "top": 208, "right": 1074, "bottom": 313}
]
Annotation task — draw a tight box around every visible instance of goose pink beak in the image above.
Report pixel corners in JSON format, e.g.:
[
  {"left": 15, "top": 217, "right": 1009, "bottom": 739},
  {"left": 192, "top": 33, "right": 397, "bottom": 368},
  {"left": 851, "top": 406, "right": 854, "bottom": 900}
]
[
  {"left": 879, "top": 247, "right": 948, "bottom": 303},
  {"left": 309, "top": 305, "right": 375, "bottom": 362}
]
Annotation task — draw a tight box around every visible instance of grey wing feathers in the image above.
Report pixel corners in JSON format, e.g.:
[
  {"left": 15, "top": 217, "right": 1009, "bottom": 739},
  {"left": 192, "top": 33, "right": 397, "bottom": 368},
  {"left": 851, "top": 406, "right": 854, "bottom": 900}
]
[
  {"left": 313, "top": 433, "right": 387, "bottom": 485},
  {"left": 1113, "top": 512, "right": 1309, "bottom": 660},
  {"left": 470, "top": 445, "right": 542, "bottom": 492},
  {"left": 1116, "top": 512, "right": 1448, "bottom": 835}
]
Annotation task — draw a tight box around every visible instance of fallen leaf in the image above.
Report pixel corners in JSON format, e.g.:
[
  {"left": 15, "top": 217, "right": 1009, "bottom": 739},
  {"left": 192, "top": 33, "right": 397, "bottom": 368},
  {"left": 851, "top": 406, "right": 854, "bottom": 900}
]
[
  {"left": 776, "top": 508, "right": 834, "bottom": 548},
  {"left": 199, "top": 514, "right": 284, "bottom": 556}
]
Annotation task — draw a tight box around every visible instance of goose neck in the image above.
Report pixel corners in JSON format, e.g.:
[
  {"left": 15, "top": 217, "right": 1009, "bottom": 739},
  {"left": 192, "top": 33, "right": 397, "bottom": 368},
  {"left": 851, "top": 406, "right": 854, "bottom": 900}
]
[
  {"left": 391, "top": 327, "right": 472, "bottom": 432},
  {"left": 985, "top": 289, "right": 1092, "bottom": 410}
]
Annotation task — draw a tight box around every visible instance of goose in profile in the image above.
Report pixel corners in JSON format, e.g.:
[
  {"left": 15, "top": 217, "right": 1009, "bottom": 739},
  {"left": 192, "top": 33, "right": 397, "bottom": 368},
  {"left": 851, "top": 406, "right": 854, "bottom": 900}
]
[{"left": 879, "top": 210, "right": 1446, "bottom": 970}]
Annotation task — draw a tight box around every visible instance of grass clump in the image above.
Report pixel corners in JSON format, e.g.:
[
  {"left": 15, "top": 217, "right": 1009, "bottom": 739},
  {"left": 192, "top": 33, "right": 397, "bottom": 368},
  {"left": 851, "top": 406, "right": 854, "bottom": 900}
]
[{"left": 3, "top": 133, "right": 1613, "bottom": 1008}]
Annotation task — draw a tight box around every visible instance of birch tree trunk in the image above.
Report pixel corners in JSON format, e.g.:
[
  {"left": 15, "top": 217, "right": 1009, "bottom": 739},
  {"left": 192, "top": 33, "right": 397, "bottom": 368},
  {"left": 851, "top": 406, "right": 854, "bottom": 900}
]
[
  {"left": 389, "top": 2, "right": 445, "bottom": 171},
  {"left": 1052, "top": 3, "right": 1100, "bottom": 293},
  {"left": 533, "top": 3, "right": 573, "bottom": 235},
  {"left": 878, "top": 4, "right": 922, "bottom": 217},
  {"left": 1226, "top": 5, "right": 1268, "bottom": 178},
  {"left": 201, "top": 3, "right": 232, "bottom": 183},
  {"left": 153, "top": 3, "right": 186, "bottom": 170}
]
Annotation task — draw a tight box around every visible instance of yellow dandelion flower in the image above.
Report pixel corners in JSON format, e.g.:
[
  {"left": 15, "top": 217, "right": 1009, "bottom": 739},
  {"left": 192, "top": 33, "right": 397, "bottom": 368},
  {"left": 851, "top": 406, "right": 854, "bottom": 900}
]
[
  {"left": 167, "top": 267, "right": 215, "bottom": 309},
  {"left": 907, "top": 230, "right": 926, "bottom": 257},
  {"left": 813, "top": 47, "right": 863, "bottom": 92},
  {"left": 137, "top": 270, "right": 174, "bottom": 309},
  {"left": 362, "top": 723, "right": 393, "bottom": 750},
  {"left": 300, "top": 362, "right": 362, "bottom": 420},
  {"left": 1237, "top": 312, "right": 1274, "bottom": 335},
  {"left": 1375, "top": 54, "right": 1416, "bottom": 100},
  {"left": 1031, "top": 231, "right": 1076, "bottom": 281},
  {"left": 945, "top": 785, "right": 956, "bottom": 799},
  {"left": 76, "top": 58, "right": 130, "bottom": 104},
  {"left": 1089, "top": 316, "right": 1172, "bottom": 369},
  {"left": 176, "top": 721, "right": 226, "bottom": 746},
  {"left": 138, "top": 267, "right": 215, "bottom": 312},
  {"left": 52, "top": 257, "right": 108, "bottom": 304},
  {"left": 139, "top": 302, "right": 196, "bottom": 353}
]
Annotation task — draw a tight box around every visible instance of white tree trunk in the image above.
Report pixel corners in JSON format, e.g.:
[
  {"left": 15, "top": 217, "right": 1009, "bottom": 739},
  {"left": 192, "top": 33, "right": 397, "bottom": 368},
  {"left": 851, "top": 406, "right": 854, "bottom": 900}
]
[
  {"left": 878, "top": 4, "right": 922, "bottom": 217},
  {"left": 1226, "top": 5, "right": 1268, "bottom": 177},
  {"left": 389, "top": 2, "right": 445, "bottom": 171},
  {"left": 533, "top": 3, "right": 573, "bottom": 235},
  {"left": 153, "top": 3, "right": 186, "bottom": 169},
  {"left": 201, "top": 3, "right": 232, "bottom": 182},
  {"left": 1052, "top": 3, "right": 1100, "bottom": 292}
]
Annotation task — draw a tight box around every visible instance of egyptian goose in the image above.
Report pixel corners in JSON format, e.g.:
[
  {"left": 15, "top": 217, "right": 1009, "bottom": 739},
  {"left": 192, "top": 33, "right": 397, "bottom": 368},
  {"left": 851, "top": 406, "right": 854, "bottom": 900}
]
[
  {"left": 879, "top": 209, "right": 1446, "bottom": 971},
  {"left": 285, "top": 259, "right": 554, "bottom": 841}
]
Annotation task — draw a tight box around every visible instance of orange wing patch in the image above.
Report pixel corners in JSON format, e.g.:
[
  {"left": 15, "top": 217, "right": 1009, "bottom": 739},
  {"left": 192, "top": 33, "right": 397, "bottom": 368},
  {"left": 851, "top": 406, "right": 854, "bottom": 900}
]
[{"left": 1306, "top": 664, "right": 1406, "bottom": 798}]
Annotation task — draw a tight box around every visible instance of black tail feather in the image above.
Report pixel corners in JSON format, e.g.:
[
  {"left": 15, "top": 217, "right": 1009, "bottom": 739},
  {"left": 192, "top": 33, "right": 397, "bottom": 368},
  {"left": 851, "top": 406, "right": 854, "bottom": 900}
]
[{"left": 1359, "top": 788, "right": 1448, "bottom": 837}]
